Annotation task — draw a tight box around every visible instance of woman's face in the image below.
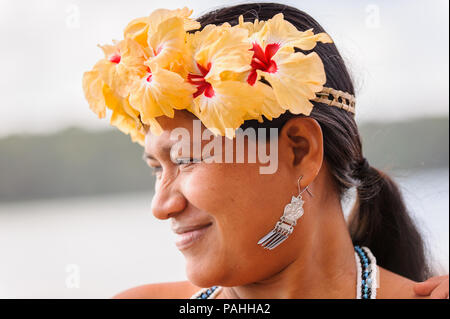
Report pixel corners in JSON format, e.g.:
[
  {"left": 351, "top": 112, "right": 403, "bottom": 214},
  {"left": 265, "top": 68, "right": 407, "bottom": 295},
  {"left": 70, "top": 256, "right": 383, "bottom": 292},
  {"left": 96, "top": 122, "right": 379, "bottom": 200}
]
[{"left": 144, "top": 110, "right": 323, "bottom": 287}]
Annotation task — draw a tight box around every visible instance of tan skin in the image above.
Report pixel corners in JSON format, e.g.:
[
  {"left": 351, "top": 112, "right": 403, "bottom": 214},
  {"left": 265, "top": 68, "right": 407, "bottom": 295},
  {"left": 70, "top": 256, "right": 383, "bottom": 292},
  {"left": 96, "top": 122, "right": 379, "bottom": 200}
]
[{"left": 114, "top": 110, "right": 445, "bottom": 299}]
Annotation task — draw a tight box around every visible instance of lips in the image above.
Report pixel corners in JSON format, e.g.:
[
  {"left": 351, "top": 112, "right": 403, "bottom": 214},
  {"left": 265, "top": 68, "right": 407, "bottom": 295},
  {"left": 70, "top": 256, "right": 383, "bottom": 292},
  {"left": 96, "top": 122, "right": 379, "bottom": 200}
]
[{"left": 173, "top": 223, "right": 212, "bottom": 250}]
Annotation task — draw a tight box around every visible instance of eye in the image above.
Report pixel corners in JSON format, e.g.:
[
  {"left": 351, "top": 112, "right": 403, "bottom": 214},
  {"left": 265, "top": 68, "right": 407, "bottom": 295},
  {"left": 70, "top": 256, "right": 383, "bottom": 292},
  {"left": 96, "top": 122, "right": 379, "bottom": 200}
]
[
  {"left": 174, "top": 157, "right": 200, "bottom": 165},
  {"left": 178, "top": 155, "right": 217, "bottom": 164},
  {"left": 150, "top": 166, "right": 163, "bottom": 177}
]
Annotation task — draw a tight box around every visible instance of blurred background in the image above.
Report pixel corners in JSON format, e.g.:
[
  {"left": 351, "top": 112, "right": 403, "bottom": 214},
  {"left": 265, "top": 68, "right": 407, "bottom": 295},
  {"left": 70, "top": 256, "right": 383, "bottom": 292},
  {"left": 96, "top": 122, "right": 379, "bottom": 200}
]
[{"left": 0, "top": 0, "right": 448, "bottom": 298}]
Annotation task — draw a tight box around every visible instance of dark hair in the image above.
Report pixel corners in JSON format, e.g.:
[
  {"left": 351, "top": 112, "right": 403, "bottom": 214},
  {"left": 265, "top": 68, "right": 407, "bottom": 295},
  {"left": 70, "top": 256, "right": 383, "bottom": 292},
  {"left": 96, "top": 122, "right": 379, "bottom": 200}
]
[{"left": 195, "top": 2, "right": 431, "bottom": 281}]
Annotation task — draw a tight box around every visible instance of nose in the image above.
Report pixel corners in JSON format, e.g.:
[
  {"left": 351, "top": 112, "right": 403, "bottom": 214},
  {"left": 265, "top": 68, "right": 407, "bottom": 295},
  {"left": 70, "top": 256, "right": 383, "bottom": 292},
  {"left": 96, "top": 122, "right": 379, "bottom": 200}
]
[{"left": 151, "top": 186, "right": 187, "bottom": 220}]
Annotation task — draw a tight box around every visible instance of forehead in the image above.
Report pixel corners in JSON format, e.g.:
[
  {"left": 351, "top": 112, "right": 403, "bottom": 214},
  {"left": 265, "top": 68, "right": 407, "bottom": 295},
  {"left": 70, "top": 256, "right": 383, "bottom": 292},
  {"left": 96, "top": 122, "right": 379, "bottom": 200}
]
[
  {"left": 144, "top": 110, "right": 206, "bottom": 151},
  {"left": 156, "top": 110, "right": 199, "bottom": 130}
]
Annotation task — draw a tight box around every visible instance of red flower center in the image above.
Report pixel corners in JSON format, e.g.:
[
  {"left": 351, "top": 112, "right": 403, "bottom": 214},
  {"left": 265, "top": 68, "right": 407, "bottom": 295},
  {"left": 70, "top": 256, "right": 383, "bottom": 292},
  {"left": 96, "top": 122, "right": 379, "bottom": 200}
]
[
  {"left": 109, "top": 53, "right": 121, "bottom": 64},
  {"left": 145, "top": 66, "right": 153, "bottom": 83},
  {"left": 188, "top": 63, "right": 215, "bottom": 98},
  {"left": 153, "top": 46, "right": 163, "bottom": 57},
  {"left": 247, "top": 42, "right": 280, "bottom": 86}
]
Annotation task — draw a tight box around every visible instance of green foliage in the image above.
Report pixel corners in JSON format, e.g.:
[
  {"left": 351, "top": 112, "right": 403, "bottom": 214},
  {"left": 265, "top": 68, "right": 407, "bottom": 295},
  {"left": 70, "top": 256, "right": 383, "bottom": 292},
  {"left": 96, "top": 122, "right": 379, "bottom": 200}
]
[{"left": 0, "top": 128, "right": 154, "bottom": 202}]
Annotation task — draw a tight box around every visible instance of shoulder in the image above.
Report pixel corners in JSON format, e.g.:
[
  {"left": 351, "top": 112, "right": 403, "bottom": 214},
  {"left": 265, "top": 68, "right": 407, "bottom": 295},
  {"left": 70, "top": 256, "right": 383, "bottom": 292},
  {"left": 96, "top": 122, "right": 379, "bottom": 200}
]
[
  {"left": 112, "top": 280, "right": 203, "bottom": 299},
  {"left": 377, "top": 267, "right": 429, "bottom": 299}
]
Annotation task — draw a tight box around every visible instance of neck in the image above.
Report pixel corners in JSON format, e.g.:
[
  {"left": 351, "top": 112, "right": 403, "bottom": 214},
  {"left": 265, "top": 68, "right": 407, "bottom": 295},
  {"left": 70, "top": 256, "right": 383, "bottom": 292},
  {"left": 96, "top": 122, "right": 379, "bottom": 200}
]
[{"left": 220, "top": 186, "right": 358, "bottom": 299}]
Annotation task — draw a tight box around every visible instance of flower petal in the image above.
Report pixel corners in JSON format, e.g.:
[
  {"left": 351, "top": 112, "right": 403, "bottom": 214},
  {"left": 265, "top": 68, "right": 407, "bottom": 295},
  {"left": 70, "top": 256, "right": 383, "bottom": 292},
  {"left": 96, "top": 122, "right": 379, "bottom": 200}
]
[
  {"left": 82, "top": 68, "right": 107, "bottom": 118},
  {"left": 289, "top": 28, "right": 333, "bottom": 51},
  {"left": 188, "top": 24, "right": 253, "bottom": 81},
  {"left": 103, "top": 85, "right": 141, "bottom": 125},
  {"left": 264, "top": 51, "right": 326, "bottom": 115},
  {"left": 146, "top": 16, "right": 188, "bottom": 71},
  {"left": 146, "top": 117, "right": 163, "bottom": 136},
  {"left": 191, "top": 81, "right": 263, "bottom": 138},
  {"left": 129, "top": 65, "right": 196, "bottom": 123},
  {"left": 123, "top": 17, "right": 150, "bottom": 47},
  {"left": 110, "top": 110, "right": 146, "bottom": 146},
  {"left": 238, "top": 15, "right": 266, "bottom": 37},
  {"left": 246, "top": 81, "right": 286, "bottom": 121},
  {"left": 101, "top": 85, "right": 145, "bottom": 145},
  {"left": 124, "top": 7, "right": 200, "bottom": 46},
  {"left": 147, "top": 7, "right": 200, "bottom": 34},
  {"left": 97, "top": 38, "right": 148, "bottom": 98},
  {"left": 258, "top": 13, "right": 332, "bottom": 51}
]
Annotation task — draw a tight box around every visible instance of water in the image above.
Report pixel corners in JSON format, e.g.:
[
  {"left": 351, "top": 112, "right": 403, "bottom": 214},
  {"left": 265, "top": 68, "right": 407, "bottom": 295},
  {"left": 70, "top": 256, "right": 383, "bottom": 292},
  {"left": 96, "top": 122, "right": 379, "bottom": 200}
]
[{"left": 0, "top": 168, "right": 448, "bottom": 298}]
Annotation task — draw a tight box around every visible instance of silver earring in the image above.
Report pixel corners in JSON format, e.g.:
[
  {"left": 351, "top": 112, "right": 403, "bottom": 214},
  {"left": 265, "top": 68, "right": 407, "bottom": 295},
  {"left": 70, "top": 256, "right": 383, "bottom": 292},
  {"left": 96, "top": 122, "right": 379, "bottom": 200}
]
[{"left": 257, "top": 176, "right": 312, "bottom": 250}]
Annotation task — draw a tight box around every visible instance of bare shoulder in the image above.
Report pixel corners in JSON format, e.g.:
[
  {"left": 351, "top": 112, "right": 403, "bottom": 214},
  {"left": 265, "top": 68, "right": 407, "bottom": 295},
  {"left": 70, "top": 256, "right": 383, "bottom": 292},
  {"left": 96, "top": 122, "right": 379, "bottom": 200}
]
[
  {"left": 377, "top": 267, "right": 429, "bottom": 299},
  {"left": 112, "top": 280, "right": 202, "bottom": 299}
]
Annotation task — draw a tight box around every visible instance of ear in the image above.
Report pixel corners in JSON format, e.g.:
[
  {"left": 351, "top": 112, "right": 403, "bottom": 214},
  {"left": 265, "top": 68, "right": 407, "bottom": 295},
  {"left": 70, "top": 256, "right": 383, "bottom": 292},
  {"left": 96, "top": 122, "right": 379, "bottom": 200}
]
[{"left": 279, "top": 116, "right": 324, "bottom": 188}]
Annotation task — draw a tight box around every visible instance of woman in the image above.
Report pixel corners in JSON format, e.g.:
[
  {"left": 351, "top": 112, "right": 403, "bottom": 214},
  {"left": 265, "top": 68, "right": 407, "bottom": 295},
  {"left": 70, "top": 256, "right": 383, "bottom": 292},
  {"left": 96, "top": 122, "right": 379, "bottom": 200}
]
[{"left": 83, "top": 3, "right": 448, "bottom": 299}]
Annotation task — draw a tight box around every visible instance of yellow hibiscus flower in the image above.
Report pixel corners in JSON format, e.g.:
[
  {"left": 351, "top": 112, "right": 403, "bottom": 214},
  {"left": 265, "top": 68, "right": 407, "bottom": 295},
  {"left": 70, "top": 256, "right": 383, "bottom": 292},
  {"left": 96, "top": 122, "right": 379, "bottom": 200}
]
[
  {"left": 242, "top": 13, "right": 333, "bottom": 116},
  {"left": 144, "top": 16, "right": 190, "bottom": 73},
  {"left": 83, "top": 61, "right": 140, "bottom": 124},
  {"left": 85, "top": 11, "right": 193, "bottom": 141},
  {"left": 82, "top": 67, "right": 147, "bottom": 145},
  {"left": 186, "top": 23, "right": 263, "bottom": 138},
  {"left": 95, "top": 37, "right": 148, "bottom": 98},
  {"left": 122, "top": 10, "right": 197, "bottom": 134},
  {"left": 128, "top": 64, "right": 196, "bottom": 125},
  {"left": 124, "top": 7, "right": 200, "bottom": 48}
]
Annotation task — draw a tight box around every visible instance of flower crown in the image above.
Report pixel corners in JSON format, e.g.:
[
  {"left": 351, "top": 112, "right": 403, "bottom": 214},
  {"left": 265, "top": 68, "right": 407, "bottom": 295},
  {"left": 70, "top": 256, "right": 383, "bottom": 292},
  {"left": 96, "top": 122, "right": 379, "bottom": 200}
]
[{"left": 82, "top": 7, "right": 356, "bottom": 146}]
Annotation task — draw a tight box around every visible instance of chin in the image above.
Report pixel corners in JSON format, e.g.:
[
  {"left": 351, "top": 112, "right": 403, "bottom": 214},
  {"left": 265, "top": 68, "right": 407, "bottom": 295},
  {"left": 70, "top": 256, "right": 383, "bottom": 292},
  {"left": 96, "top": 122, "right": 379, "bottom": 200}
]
[{"left": 185, "top": 258, "right": 224, "bottom": 288}]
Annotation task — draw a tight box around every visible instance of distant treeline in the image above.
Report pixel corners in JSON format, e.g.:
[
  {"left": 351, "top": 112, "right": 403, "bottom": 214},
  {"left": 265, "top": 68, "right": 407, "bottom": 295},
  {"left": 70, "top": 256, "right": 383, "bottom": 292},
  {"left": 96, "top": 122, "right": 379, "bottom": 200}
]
[{"left": 0, "top": 117, "right": 448, "bottom": 202}]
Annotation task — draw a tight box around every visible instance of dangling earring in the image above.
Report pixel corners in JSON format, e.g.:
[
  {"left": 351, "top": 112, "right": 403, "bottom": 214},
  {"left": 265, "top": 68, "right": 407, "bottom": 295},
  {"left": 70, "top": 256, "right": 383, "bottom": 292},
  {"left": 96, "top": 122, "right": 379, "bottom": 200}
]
[{"left": 257, "top": 175, "right": 312, "bottom": 250}]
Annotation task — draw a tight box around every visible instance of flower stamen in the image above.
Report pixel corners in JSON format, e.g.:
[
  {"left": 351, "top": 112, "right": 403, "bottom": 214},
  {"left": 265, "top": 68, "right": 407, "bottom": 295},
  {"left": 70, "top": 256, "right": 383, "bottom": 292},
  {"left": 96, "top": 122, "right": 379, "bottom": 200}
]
[
  {"left": 188, "top": 63, "right": 215, "bottom": 98},
  {"left": 109, "top": 53, "right": 121, "bottom": 64},
  {"left": 247, "top": 42, "right": 280, "bottom": 85}
]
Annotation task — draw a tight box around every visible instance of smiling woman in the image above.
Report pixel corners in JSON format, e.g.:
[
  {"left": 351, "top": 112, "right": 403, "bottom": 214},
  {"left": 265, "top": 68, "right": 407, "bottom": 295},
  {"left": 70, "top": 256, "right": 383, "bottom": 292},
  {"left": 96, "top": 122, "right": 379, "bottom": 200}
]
[{"left": 82, "top": 3, "right": 448, "bottom": 299}]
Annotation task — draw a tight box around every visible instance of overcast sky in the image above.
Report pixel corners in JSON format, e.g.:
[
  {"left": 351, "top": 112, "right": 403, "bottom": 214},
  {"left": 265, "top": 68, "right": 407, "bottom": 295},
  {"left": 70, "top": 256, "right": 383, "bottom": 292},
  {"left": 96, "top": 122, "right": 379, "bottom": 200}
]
[{"left": 0, "top": 0, "right": 448, "bottom": 137}]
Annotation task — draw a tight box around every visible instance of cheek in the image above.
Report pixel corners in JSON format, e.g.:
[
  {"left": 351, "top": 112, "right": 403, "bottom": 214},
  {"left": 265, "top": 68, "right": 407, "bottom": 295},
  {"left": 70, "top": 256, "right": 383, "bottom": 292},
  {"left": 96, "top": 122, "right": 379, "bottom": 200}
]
[
  {"left": 181, "top": 164, "right": 243, "bottom": 222},
  {"left": 181, "top": 163, "right": 288, "bottom": 243}
]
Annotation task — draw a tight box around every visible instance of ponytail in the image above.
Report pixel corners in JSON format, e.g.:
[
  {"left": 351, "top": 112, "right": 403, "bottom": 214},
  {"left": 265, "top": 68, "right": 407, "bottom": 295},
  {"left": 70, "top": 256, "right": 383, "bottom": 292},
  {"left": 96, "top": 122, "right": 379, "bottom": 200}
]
[{"left": 348, "top": 158, "right": 431, "bottom": 281}]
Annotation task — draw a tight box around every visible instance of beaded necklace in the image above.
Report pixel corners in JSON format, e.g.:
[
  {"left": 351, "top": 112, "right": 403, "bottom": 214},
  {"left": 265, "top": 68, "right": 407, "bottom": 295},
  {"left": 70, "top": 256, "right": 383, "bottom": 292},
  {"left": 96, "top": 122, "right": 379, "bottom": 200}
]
[
  {"left": 190, "top": 246, "right": 378, "bottom": 299},
  {"left": 190, "top": 285, "right": 222, "bottom": 299},
  {"left": 354, "top": 245, "right": 378, "bottom": 299}
]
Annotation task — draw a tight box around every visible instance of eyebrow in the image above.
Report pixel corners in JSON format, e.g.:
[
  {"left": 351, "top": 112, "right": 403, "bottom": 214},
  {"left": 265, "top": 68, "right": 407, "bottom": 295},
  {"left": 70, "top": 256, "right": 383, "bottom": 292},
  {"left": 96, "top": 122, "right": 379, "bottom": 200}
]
[{"left": 142, "top": 144, "right": 175, "bottom": 161}]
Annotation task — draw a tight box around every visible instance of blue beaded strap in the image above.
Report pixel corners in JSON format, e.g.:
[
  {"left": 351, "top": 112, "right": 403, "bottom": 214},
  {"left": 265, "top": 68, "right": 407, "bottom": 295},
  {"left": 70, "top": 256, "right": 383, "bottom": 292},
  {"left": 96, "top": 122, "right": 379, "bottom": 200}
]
[
  {"left": 354, "top": 245, "right": 374, "bottom": 299},
  {"left": 195, "top": 285, "right": 220, "bottom": 299}
]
